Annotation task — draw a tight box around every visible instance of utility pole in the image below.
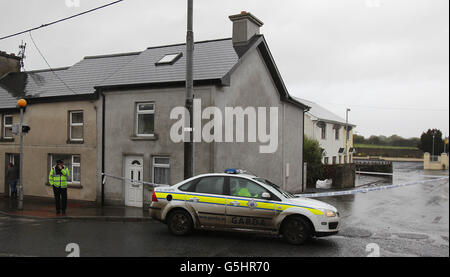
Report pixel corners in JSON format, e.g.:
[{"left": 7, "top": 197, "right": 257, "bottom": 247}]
[
  {"left": 345, "top": 108, "right": 351, "bottom": 164},
  {"left": 17, "top": 99, "right": 27, "bottom": 210},
  {"left": 184, "top": 0, "right": 194, "bottom": 179}
]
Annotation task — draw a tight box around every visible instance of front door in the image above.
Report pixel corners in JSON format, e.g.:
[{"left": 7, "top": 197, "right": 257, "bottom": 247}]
[
  {"left": 124, "top": 156, "right": 143, "bottom": 208},
  {"left": 4, "top": 154, "right": 20, "bottom": 196}
]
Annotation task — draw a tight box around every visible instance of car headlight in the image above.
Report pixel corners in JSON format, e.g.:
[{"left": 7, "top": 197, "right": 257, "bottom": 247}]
[{"left": 324, "top": 209, "right": 337, "bottom": 217}]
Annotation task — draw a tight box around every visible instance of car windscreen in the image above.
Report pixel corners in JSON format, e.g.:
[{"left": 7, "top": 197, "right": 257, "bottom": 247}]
[{"left": 253, "top": 178, "right": 295, "bottom": 198}]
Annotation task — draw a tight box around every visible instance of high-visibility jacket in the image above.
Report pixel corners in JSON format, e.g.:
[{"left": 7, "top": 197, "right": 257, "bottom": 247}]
[
  {"left": 49, "top": 166, "right": 70, "bottom": 188},
  {"left": 235, "top": 187, "right": 252, "bottom": 197}
]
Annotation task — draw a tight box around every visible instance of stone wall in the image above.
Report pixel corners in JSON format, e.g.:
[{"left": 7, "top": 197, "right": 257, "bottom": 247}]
[{"left": 322, "top": 164, "right": 356, "bottom": 189}]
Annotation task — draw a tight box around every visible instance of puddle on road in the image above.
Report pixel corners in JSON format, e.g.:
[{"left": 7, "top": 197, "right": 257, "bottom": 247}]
[{"left": 340, "top": 227, "right": 373, "bottom": 238}]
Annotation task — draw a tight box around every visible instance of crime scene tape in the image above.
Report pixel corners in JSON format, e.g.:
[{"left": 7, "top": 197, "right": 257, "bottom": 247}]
[
  {"left": 356, "top": 171, "right": 447, "bottom": 178},
  {"left": 296, "top": 176, "right": 449, "bottom": 198},
  {"left": 100, "top": 173, "right": 162, "bottom": 187}
]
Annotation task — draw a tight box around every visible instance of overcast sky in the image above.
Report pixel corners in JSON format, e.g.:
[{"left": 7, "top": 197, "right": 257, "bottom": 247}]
[{"left": 0, "top": 0, "right": 448, "bottom": 138}]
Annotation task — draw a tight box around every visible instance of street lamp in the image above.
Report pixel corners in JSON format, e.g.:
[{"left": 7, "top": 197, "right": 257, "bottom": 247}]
[
  {"left": 17, "top": 98, "right": 27, "bottom": 210},
  {"left": 345, "top": 108, "right": 351, "bottom": 163},
  {"left": 431, "top": 133, "right": 436, "bottom": 159}
]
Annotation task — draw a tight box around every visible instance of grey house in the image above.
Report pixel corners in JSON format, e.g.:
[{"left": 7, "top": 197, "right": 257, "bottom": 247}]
[{"left": 95, "top": 12, "right": 309, "bottom": 207}]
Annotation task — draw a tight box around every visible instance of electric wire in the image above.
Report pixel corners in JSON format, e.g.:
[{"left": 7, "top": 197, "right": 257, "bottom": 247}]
[
  {"left": 0, "top": 0, "right": 124, "bottom": 41},
  {"left": 29, "top": 31, "right": 77, "bottom": 95}
]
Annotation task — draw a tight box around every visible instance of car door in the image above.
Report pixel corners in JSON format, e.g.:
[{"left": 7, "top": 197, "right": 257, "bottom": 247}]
[
  {"left": 184, "top": 176, "right": 227, "bottom": 227},
  {"left": 225, "top": 177, "right": 277, "bottom": 231}
]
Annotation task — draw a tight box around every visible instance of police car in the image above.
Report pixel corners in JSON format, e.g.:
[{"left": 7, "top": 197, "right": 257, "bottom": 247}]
[{"left": 150, "top": 169, "right": 340, "bottom": 245}]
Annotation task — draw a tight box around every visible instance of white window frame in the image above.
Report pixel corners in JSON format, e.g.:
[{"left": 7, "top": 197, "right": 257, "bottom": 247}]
[
  {"left": 49, "top": 154, "right": 81, "bottom": 184},
  {"left": 69, "top": 111, "right": 84, "bottom": 141},
  {"left": 3, "top": 115, "right": 13, "bottom": 139},
  {"left": 321, "top": 125, "right": 326, "bottom": 140},
  {"left": 71, "top": 155, "right": 81, "bottom": 184},
  {"left": 152, "top": 157, "right": 170, "bottom": 185},
  {"left": 135, "top": 102, "right": 155, "bottom": 137},
  {"left": 335, "top": 128, "right": 340, "bottom": 140}
]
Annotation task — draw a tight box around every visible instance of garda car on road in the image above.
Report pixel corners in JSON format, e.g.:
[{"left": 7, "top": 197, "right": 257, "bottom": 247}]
[{"left": 150, "top": 169, "right": 340, "bottom": 245}]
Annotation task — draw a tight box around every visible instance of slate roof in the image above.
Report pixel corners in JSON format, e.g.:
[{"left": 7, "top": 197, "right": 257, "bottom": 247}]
[
  {"left": 0, "top": 52, "right": 139, "bottom": 109},
  {"left": 98, "top": 38, "right": 239, "bottom": 88},
  {"left": 1, "top": 36, "right": 308, "bottom": 111},
  {"left": 295, "top": 97, "right": 356, "bottom": 127},
  {"left": 0, "top": 68, "right": 68, "bottom": 109}
]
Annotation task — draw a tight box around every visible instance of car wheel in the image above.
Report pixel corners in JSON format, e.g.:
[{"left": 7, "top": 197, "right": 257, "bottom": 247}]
[
  {"left": 282, "top": 216, "right": 312, "bottom": 245},
  {"left": 167, "top": 210, "right": 193, "bottom": 236}
]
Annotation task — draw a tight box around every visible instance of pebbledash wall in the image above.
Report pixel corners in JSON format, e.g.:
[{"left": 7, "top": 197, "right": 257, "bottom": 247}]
[
  {"left": 214, "top": 48, "right": 304, "bottom": 193},
  {"left": 0, "top": 100, "right": 98, "bottom": 201},
  {"left": 100, "top": 47, "right": 305, "bottom": 205}
]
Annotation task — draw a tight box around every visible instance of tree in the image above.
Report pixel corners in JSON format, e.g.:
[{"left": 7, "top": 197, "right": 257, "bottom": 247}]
[
  {"left": 353, "top": 134, "right": 365, "bottom": 144},
  {"left": 304, "top": 136, "right": 324, "bottom": 186},
  {"left": 418, "top": 129, "right": 444, "bottom": 155}
]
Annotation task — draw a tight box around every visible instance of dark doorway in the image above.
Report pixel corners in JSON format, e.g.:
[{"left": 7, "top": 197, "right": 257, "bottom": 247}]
[{"left": 4, "top": 153, "right": 20, "bottom": 197}]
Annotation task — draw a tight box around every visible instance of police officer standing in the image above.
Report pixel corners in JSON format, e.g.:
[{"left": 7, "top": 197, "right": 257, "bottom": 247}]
[{"left": 49, "top": 160, "right": 70, "bottom": 215}]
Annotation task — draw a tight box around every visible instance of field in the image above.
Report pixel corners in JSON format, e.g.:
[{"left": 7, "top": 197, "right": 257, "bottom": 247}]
[{"left": 354, "top": 144, "right": 419, "bottom": 150}]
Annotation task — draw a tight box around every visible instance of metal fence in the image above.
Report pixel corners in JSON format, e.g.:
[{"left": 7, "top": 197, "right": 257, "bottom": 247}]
[
  {"left": 354, "top": 160, "right": 392, "bottom": 166},
  {"left": 430, "top": 155, "right": 440, "bottom": 162}
]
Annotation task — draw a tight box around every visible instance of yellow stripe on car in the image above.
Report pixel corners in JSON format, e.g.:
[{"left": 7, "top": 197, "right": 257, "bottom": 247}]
[
  {"left": 187, "top": 195, "right": 226, "bottom": 205},
  {"left": 277, "top": 204, "right": 324, "bottom": 215}
]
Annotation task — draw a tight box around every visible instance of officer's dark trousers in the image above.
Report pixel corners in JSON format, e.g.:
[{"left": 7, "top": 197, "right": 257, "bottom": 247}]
[{"left": 52, "top": 186, "right": 67, "bottom": 213}]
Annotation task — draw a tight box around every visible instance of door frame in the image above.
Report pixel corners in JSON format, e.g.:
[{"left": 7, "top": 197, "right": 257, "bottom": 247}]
[{"left": 124, "top": 155, "right": 144, "bottom": 208}]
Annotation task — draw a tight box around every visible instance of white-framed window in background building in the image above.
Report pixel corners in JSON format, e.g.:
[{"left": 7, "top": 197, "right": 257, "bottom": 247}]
[
  {"left": 3, "top": 115, "right": 13, "bottom": 139},
  {"left": 152, "top": 157, "right": 170, "bottom": 185},
  {"left": 69, "top": 111, "right": 84, "bottom": 141},
  {"left": 136, "top": 102, "right": 155, "bottom": 136}
]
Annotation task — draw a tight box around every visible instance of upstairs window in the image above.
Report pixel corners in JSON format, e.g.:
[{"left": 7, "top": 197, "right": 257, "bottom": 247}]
[
  {"left": 321, "top": 125, "right": 326, "bottom": 140},
  {"left": 155, "top": 53, "right": 183, "bottom": 66},
  {"left": 136, "top": 103, "right": 155, "bottom": 136},
  {"left": 69, "top": 111, "right": 84, "bottom": 141},
  {"left": 334, "top": 125, "right": 340, "bottom": 140},
  {"left": 2, "top": 115, "right": 13, "bottom": 139},
  {"left": 317, "top": 121, "right": 326, "bottom": 140}
]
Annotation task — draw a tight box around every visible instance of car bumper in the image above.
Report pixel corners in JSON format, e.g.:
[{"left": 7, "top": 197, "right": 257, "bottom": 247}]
[
  {"left": 312, "top": 216, "right": 341, "bottom": 234},
  {"left": 149, "top": 206, "right": 163, "bottom": 222},
  {"left": 314, "top": 231, "right": 339, "bottom": 237}
]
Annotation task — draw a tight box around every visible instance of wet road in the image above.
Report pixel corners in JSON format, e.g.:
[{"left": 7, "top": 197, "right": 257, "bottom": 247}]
[{"left": 0, "top": 162, "right": 448, "bottom": 257}]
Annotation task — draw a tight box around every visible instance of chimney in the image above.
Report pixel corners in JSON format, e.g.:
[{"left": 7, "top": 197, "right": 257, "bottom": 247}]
[
  {"left": 0, "top": 51, "right": 21, "bottom": 79},
  {"left": 229, "top": 11, "right": 264, "bottom": 46}
]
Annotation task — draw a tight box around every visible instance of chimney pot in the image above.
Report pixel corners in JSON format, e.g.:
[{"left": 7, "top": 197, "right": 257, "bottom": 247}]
[
  {"left": 229, "top": 12, "right": 264, "bottom": 46},
  {"left": 0, "top": 50, "right": 21, "bottom": 78}
]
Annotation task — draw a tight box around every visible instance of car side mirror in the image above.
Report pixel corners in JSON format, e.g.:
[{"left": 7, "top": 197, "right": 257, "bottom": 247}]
[{"left": 261, "top": 192, "right": 271, "bottom": 199}]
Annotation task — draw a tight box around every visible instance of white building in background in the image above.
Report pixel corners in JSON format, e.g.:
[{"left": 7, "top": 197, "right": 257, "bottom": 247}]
[{"left": 296, "top": 98, "right": 357, "bottom": 165}]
